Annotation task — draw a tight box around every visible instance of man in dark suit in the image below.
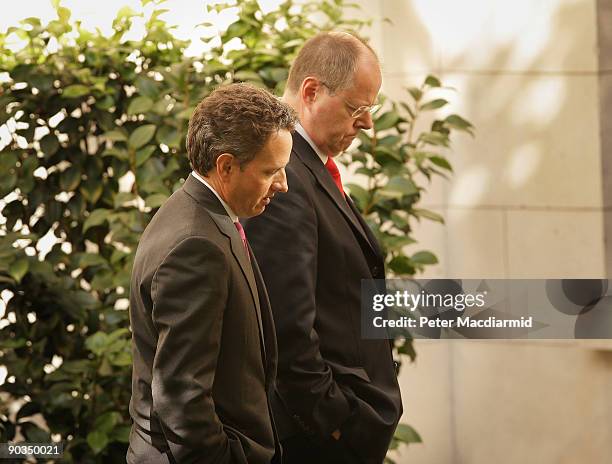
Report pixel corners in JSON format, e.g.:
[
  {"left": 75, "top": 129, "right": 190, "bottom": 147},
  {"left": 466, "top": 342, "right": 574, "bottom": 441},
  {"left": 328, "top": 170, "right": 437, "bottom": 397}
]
[
  {"left": 244, "top": 32, "right": 403, "bottom": 464},
  {"left": 246, "top": 32, "right": 402, "bottom": 464},
  {"left": 128, "top": 83, "right": 296, "bottom": 464}
]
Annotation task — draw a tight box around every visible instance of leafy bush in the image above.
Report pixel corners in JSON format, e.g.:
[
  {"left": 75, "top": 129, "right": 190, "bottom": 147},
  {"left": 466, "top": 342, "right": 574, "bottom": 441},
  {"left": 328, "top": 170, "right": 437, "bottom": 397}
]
[{"left": 0, "top": 0, "right": 472, "bottom": 461}]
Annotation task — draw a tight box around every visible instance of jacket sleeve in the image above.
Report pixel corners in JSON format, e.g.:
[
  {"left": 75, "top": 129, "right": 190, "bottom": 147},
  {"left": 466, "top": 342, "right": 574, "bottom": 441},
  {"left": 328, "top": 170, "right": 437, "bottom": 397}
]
[
  {"left": 150, "top": 236, "right": 245, "bottom": 464},
  {"left": 244, "top": 166, "right": 354, "bottom": 439}
]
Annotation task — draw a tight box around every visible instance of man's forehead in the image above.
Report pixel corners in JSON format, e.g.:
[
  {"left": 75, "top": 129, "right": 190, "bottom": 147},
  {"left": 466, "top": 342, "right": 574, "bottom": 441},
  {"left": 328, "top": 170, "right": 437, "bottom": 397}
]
[{"left": 346, "top": 72, "right": 381, "bottom": 104}]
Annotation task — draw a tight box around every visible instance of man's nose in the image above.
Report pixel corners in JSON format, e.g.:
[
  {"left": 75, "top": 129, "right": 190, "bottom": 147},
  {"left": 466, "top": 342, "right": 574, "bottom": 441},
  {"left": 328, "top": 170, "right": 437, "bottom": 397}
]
[
  {"left": 355, "top": 110, "right": 374, "bottom": 130},
  {"left": 273, "top": 168, "right": 288, "bottom": 193}
]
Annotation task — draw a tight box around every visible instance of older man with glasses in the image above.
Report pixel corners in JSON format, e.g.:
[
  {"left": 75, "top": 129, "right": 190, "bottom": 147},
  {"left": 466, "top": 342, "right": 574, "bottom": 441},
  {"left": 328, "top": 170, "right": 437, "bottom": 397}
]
[{"left": 244, "top": 32, "right": 403, "bottom": 464}]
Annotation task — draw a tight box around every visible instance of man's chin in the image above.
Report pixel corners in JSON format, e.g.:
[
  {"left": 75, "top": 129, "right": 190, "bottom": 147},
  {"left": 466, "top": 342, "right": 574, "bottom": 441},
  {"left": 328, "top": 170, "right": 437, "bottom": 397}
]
[
  {"left": 339, "top": 138, "right": 355, "bottom": 152},
  {"left": 251, "top": 204, "right": 266, "bottom": 216}
]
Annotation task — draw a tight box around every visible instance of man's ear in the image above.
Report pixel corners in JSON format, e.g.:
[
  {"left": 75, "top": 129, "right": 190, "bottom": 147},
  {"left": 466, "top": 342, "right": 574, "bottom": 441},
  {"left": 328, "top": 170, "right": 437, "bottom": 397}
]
[
  {"left": 215, "top": 153, "right": 235, "bottom": 181},
  {"left": 301, "top": 77, "right": 321, "bottom": 105}
]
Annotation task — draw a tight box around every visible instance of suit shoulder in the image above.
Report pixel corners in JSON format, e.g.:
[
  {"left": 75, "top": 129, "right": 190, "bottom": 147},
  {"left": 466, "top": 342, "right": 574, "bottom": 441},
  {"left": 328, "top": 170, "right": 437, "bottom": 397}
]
[{"left": 134, "top": 189, "right": 226, "bottom": 271}]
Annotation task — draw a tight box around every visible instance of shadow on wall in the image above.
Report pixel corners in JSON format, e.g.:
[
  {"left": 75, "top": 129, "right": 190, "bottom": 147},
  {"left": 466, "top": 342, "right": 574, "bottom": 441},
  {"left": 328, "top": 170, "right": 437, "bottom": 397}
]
[
  {"left": 382, "top": 0, "right": 603, "bottom": 280},
  {"left": 376, "top": 1, "right": 612, "bottom": 464}
]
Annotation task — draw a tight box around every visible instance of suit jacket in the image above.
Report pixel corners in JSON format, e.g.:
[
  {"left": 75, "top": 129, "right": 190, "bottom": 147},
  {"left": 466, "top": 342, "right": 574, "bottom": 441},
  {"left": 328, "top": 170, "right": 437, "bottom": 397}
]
[
  {"left": 128, "top": 174, "right": 279, "bottom": 464},
  {"left": 244, "top": 132, "right": 402, "bottom": 464}
]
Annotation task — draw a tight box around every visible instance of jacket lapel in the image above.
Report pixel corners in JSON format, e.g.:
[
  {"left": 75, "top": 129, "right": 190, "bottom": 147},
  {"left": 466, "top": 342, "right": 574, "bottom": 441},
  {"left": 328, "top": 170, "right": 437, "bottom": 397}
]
[
  {"left": 292, "top": 132, "right": 380, "bottom": 260},
  {"left": 346, "top": 195, "right": 384, "bottom": 263},
  {"left": 182, "top": 175, "right": 267, "bottom": 361},
  {"left": 248, "top": 245, "right": 278, "bottom": 384}
]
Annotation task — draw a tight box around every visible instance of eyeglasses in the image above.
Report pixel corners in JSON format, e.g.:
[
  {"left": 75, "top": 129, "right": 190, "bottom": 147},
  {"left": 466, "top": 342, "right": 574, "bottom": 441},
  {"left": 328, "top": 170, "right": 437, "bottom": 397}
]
[{"left": 320, "top": 82, "right": 381, "bottom": 119}]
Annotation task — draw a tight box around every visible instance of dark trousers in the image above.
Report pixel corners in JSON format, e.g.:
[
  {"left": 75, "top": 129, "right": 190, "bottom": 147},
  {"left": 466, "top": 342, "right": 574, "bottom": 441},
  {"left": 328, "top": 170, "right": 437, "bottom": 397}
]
[{"left": 281, "top": 434, "right": 363, "bottom": 464}]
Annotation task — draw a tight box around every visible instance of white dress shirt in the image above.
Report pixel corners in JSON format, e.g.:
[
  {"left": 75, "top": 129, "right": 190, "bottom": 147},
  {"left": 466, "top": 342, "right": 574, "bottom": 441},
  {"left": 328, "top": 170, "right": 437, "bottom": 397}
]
[{"left": 295, "top": 123, "right": 328, "bottom": 165}]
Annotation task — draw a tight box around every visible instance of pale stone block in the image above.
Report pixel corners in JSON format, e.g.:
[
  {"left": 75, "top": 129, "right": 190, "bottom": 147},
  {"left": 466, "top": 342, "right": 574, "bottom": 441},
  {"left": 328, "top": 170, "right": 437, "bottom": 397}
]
[
  {"left": 424, "top": 0, "right": 596, "bottom": 72},
  {"left": 444, "top": 208, "right": 507, "bottom": 278},
  {"left": 441, "top": 73, "right": 602, "bottom": 209},
  {"left": 377, "top": 0, "right": 441, "bottom": 74},
  {"left": 450, "top": 340, "right": 612, "bottom": 464},
  {"left": 506, "top": 209, "right": 605, "bottom": 278}
]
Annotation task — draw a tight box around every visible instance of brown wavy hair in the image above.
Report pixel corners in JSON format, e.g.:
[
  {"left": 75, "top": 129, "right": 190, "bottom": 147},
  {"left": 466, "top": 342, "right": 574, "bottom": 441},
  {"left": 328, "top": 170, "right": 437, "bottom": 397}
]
[{"left": 187, "top": 83, "right": 297, "bottom": 174}]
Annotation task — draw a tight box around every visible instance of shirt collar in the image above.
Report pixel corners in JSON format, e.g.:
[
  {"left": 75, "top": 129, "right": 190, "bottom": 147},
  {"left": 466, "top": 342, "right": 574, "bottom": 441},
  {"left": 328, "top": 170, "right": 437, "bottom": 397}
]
[
  {"left": 295, "top": 123, "right": 328, "bottom": 165},
  {"left": 190, "top": 171, "right": 239, "bottom": 222}
]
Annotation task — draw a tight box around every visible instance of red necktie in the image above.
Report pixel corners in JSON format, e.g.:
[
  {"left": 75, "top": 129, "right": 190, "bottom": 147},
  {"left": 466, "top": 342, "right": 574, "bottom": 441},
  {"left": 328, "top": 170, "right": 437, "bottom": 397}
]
[
  {"left": 325, "top": 157, "right": 344, "bottom": 196},
  {"left": 234, "top": 221, "right": 250, "bottom": 259}
]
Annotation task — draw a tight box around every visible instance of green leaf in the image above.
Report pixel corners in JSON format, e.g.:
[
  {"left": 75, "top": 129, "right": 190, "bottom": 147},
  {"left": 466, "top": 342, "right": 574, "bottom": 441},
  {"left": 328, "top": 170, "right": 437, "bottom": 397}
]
[
  {"left": 379, "top": 176, "right": 418, "bottom": 198},
  {"left": 94, "top": 411, "right": 122, "bottom": 434},
  {"left": 445, "top": 114, "right": 475, "bottom": 134},
  {"left": 117, "top": 5, "right": 138, "bottom": 19},
  {"left": 411, "top": 250, "right": 438, "bottom": 265},
  {"left": 103, "top": 130, "right": 128, "bottom": 142},
  {"left": 135, "top": 76, "right": 158, "bottom": 98},
  {"left": 0, "top": 172, "right": 17, "bottom": 197},
  {"left": 424, "top": 75, "right": 441, "bottom": 87},
  {"left": 110, "top": 350, "right": 132, "bottom": 366},
  {"left": 57, "top": 6, "right": 71, "bottom": 23},
  {"left": 136, "top": 145, "right": 156, "bottom": 167},
  {"left": 395, "top": 423, "right": 423, "bottom": 444},
  {"left": 388, "top": 256, "right": 415, "bottom": 275},
  {"left": 78, "top": 253, "right": 108, "bottom": 268},
  {"left": 108, "top": 327, "right": 130, "bottom": 342},
  {"left": 8, "top": 258, "right": 29, "bottom": 283},
  {"left": 21, "top": 17, "right": 42, "bottom": 27},
  {"left": 234, "top": 70, "right": 263, "bottom": 83},
  {"left": 114, "top": 192, "right": 137, "bottom": 208},
  {"left": 420, "top": 99, "right": 448, "bottom": 111},
  {"left": 384, "top": 235, "right": 416, "bottom": 251},
  {"left": 40, "top": 134, "right": 59, "bottom": 156},
  {"left": 87, "top": 430, "right": 109, "bottom": 454},
  {"left": 145, "top": 193, "right": 168, "bottom": 209},
  {"left": 16, "top": 402, "right": 41, "bottom": 421},
  {"left": 374, "top": 111, "right": 400, "bottom": 132},
  {"left": 102, "top": 147, "right": 129, "bottom": 160},
  {"left": 400, "top": 102, "right": 415, "bottom": 120},
  {"left": 355, "top": 167, "right": 375, "bottom": 176},
  {"left": 21, "top": 422, "right": 50, "bottom": 443},
  {"left": 391, "top": 212, "right": 409, "bottom": 229},
  {"left": 62, "top": 84, "right": 90, "bottom": 98},
  {"left": 59, "top": 166, "right": 82, "bottom": 191},
  {"left": 80, "top": 178, "right": 104, "bottom": 204},
  {"left": 109, "top": 425, "right": 131, "bottom": 443},
  {"left": 378, "top": 135, "right": 401, "bottom": 147},
  {"left": 0, "top": 338, "right": 28, "bottom": 348},
  {"left": 225, "top": 21, "right": 252, "bottom": 41},
  {"left": 406, "top": 87, "right": 422, "bottom": 102},
  {"left": 85, "top": 331, "right": 109, "bottom": 356},
  {"left": 127, "top": 96, "right": 154, "bottom": 115},
  {"left": 61, "top": 359, "right": 93, "bottom": 374},
  {"left": 96, "top": 95, "right": 115, "bottom": 110},
  {"left": 83, "top": 208, "right": 110, "bottom": 232},
  {"left": 156, "top": 125, "right": 181, "bottom": 148},
  {"left": 128, "top": 124, "right": 156, "bottom": 150},
  {"left": 429, "top": 155, "right": 452, "bottom": 171},
  {"left": 346, "top": 183, "right": 369, "bottom": 210},
  {"left": 413, "top": 208, "right": 444, "bottom": 223},
  {"left": 0, "top": 150, "right": 19, "bottom": 171},
  {"left": 419, "top": 131, "right": 449, "bottom": 147},
  {"left": 71, "top": 290, "right": 99, "bottom": 309},
  {"left": 374, "top": 146, "right": 402, "bottom": 163}
]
